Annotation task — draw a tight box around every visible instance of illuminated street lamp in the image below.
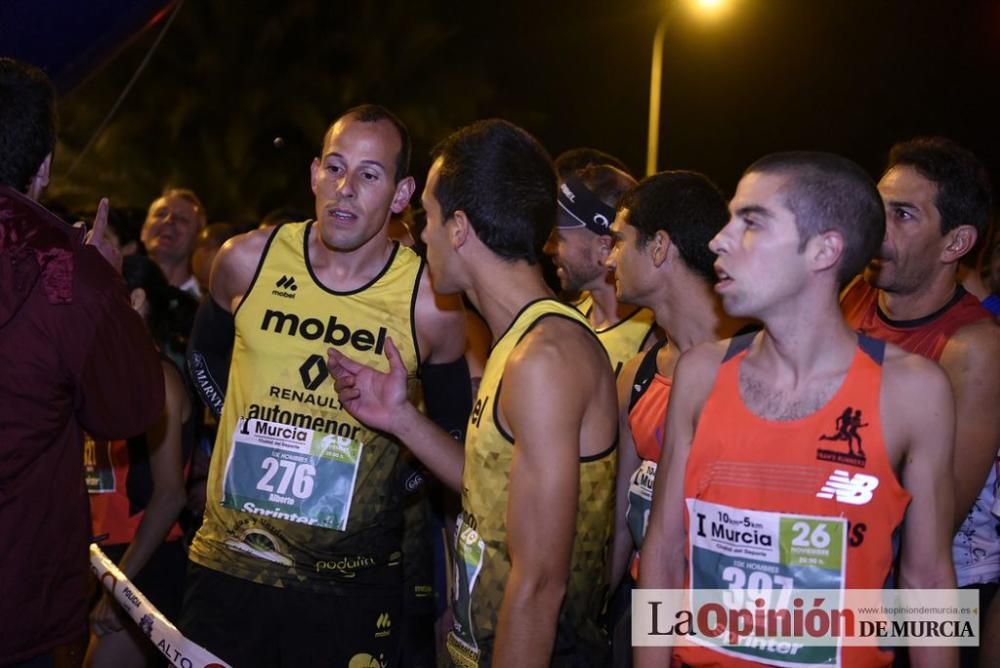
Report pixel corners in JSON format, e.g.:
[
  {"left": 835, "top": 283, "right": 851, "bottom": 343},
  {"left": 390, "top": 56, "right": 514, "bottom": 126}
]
[{"left": 646, "top": 0, "right": 731, "bottom": 175}]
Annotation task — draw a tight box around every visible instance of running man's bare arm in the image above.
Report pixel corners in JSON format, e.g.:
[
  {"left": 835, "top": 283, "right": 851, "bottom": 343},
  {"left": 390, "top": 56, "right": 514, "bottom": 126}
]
[
  {"left": 635, "top": 343, "right": 722, "bottom": 668},
  {"left": 492, "top": 322, "right": 600, "bottom": 667},
  {"left": 187, "top": 228, "right": 274, "bottom": 413},
  {"left": 937, "top": 321, "right": 1000, "bottom": 529},
  {"left": 610, "top": 355, "right": 643, "bottom": 591},
  {"left": 209, "top": 228, "right": 274, "bottom": 312},
  {"left": 413, "top": 266, "right": 467, "bottom": 365},
  {"left": 412, "top": 267, "right": 471, "bottom": 445},
  {"left": 90, "top": 361, "right": 189, "bottom": 636},
  {"left": 884, "top": 350, "right": 958, "bottom": 668}
]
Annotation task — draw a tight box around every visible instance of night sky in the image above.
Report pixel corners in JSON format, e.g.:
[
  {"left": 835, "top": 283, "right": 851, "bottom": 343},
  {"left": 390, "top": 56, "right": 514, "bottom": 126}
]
[
  {"left": 463, "top": 0, "right": 1000, "bottom": 194},
  {"left": 6, "top": 0, "right": 1000, "bottom": 216}
]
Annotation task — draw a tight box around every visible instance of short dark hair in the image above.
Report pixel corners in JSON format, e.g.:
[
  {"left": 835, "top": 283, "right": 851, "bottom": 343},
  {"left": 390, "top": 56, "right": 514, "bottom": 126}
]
[
  {"left": 574, "top": 164, "right": 636, "bottom": 211},
  {"left": 618, "top": 171, "right": 730, "bottom": 284},
  {"left": 122, "top": 254, "right": 197, "bottom": 358},
  {"left": 555, "top": 147, "right": 632, "bottom": 181},
  {"left": 432, "top": 119, "right": 556, "bottom": 264},
  {"left": 0, "top": 58, "right": 57, "bottom": 192},
  {"left": 886, "top": 137, "right": 992, "bottom": 239},
  {"left": 107, "top": 207, "right": 146, "bottom": 249},
  {"left": 746, "top": 152, "right": 884, "bottom": 284},
  {"left": 325, "top": 104, "right": 411, "bottom": 183}
]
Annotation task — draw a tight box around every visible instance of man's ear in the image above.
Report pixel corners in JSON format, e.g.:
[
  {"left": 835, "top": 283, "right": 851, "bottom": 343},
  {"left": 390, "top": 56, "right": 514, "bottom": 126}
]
[
  {"left": 26, "top": 152, "right": 52, "bottom": 200},
  {"left": 309, "top": 157, "right": 320, "bottom": 195},
  {"left": 651, "top": 229, "right": 672, "bottom": 268},
  {"left": 941, "top": 225, "right": 978, "bottom": 263},
  {"left": 809, "top": 230, "right": 845, "bottom": 273},
  {"left": 450, "top": 210, "right": 471, "bottom": 249},
  {"left": 391, "top": 176, "right": 417, "bottom": 214},
  {"left": 596, "top": 234, "right": 613, "bottom": 265}
]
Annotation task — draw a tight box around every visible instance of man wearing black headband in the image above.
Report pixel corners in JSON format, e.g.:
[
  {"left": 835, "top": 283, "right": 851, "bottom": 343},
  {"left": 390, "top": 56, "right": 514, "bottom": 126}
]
[{"left": 545, "top": 166, "right": 661, "bottom": 375}]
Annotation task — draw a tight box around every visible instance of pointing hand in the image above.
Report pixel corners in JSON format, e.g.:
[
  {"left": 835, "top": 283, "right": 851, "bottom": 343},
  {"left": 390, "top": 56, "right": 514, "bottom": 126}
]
[
  {"left": 327, "top": 336, "right": 410, "bottom": 433},
  {"left": 79, "top": 198, "right": 122, "bottom": 272}
]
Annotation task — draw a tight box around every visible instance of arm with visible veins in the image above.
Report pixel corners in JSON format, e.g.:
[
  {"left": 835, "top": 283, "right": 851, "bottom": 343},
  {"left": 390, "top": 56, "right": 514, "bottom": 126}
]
[
  {"left": 635, "top": 342, "right": 721, "bottom": 668},
  {"left": 610, "top": 355, "right": 643, "bottom": 591},
  {"left": 937, "top": 322, "right": 1000, "bottom": 530},
  {"left": 888, "top": 350, "right": 958, "bottom": 668}
]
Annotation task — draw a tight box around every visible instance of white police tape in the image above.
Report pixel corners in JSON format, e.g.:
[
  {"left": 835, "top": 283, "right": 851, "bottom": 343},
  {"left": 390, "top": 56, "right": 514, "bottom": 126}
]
[{"left": 89, "top": 544, "right": 230, "bottom": 668}]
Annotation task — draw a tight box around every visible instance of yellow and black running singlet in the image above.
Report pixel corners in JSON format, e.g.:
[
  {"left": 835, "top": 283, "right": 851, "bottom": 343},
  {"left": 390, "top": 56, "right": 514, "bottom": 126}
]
[
  {"left": 574, "top": 291, "right": 657, "bottom": 376},
  {"left": 448, "top": 298, "right": 617, "bottom": 667},
  {"left": 189, "top": 221, "right": 422, "bottom": 591}
]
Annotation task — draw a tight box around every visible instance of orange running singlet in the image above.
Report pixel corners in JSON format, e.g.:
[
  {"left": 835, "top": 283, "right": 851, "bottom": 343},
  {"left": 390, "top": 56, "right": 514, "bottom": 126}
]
[
  {"left": 87, "top": 435, "right": 184, "bottom": 546},
  {"left": 842, "top": 280, "right": 991, "bottom": 362},
  {"left": 676, "top": 333, "right": 911, "bottom": 668},
  {"left": 626, "top": 340, "right": 671, "bottom": 580}
]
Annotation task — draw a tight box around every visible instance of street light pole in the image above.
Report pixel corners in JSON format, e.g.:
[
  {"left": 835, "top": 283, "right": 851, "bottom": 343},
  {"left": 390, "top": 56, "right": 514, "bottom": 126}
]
[
  {"left": 646, "top": 0, "right": 729, "bottom": 176},
  {"left": 646, "top": 14, "right": 669, "bottom": 176}
]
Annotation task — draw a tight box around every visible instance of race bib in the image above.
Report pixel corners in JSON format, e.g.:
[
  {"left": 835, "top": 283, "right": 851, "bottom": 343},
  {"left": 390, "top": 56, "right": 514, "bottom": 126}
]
[
  {"left": 84, "top": 434, "right": 116, "bottom": 494},
  {"left": 687, "top": 499, "right": 847, "bottom": 666},
  {"left": 222, "top": 417, "right": 363, "bottom": 531},
  {"left": 448, "top": 513, "right": 486, "bottom": 668},
  {"left": 627, "top": 459, "right": 657, "bottom": 549}
]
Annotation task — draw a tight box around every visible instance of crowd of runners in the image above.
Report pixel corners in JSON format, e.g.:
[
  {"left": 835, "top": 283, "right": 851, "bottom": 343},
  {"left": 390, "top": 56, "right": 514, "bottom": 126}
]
[{"left": 2, "top": 56, "right": 1000, "bottom": 668}]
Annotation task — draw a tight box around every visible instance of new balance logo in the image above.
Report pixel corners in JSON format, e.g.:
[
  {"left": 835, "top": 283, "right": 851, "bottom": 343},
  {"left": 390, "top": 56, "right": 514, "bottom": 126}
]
[
  {"left": 272, "top": 275, "right": 298, "bottom": 298},
  {"left": 816, "top": 470, "right": 879, "bottom": 505}
]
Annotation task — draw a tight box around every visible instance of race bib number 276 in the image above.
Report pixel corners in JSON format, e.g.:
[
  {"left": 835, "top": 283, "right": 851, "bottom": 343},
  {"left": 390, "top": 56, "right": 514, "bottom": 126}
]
[{"left": 222, "top": 418, "right": 364, "bottom": 531}]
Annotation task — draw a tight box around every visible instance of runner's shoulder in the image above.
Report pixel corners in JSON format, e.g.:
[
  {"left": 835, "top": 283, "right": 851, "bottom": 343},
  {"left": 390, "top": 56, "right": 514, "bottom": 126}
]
[
  {"left": 675, "top": 339, "right": 729, "bottom": 379},
  {"left": 211, "top": 227, "right": 278, "bottom": 307},
  {"left": 616, "top": 351, "right": 645, "bottom": 397},
  {"left": 413, "top": 261, "right": 464, "bottom": 324},
  {"left": 412, "top": 262, "right": 465, "bottom": 363},
  {"left": 880, "top": 342, "right": 951, "bottom": 407},
  {"left": 880, "top": 341, "right": 946, "bottom": 378},
  {"left": 220, "top": 226, "right": 275, "bottom": 267},
  {"left": 509, "top": 315, "right": 608, "bottom": 385},
  {"left": 671, "top": 339, "right": 729, "bottom": 411},
  {"left": 939, "top": 317, "right": 1000, "bottom": 369},
  {"left": 501, "top": 318, "right": 613, "bottom": 432}
]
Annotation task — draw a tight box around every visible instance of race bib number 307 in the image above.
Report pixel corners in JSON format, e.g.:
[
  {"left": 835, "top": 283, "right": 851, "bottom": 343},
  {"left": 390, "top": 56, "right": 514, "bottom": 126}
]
[
  {"left": 686, "top": 499, "right": 847, "bottom": 666},
  {"left": 222, "top": 418, "right": 363, "bottom": 531}
]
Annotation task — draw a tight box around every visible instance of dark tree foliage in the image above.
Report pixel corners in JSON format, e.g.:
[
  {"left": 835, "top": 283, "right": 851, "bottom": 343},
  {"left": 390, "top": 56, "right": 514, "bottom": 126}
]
[{"left": 50, "top": 0, "right": 496, "bottom": 223}]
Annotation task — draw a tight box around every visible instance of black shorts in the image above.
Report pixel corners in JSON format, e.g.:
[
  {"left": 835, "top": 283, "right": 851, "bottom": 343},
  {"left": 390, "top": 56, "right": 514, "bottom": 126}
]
[{"left": 179, "top": 561, "right": 404, "bottom": 668}]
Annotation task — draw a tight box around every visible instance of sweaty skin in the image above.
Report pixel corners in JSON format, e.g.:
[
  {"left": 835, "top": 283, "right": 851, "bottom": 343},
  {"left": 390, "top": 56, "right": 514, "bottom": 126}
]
[
  {"left": 329, "top": 150, "right": 618, "bottom": 667},
  {"left": 638, "top": 169, "right": 957, "bottom": 668}
]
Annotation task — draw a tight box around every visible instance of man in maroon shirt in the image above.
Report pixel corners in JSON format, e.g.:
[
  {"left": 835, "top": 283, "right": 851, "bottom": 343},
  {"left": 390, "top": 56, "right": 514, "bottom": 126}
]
[
  {"left": 0, "top": 58, "right": 164, "bottom": 667},
  {"left": 841, "top": 137, "right": 1000, "bottom": 666}
]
